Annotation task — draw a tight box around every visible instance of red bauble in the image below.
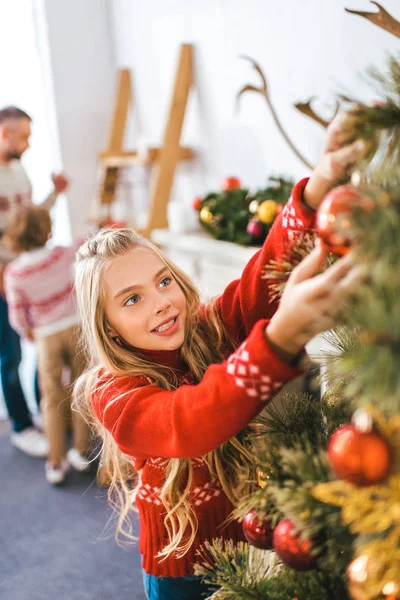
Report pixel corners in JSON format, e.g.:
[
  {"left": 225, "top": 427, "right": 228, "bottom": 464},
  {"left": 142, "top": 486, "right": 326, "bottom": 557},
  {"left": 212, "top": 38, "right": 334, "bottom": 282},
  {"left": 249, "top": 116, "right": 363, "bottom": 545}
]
[
  {"left": 99, "top": 218, "right": 127, "bottom": 230},
  {"left": 192, "top": 196, "right": 203, "bottom": 211},
  {"left": 221, "top": 176, "right": 242, "bottom": 191},
  {"left": 316, "top": 185, "right": 373, "bottom": 256},
  {"left": 273, "top": 520, "right": 315, "bottom": 571},
  {"left": 246, "top": 218, "right": 264, "bottom": 239},
  {"left": 242, "top": 510, "right": 273, "bottom": 550},
  {"left": 328, "top": 424, "right": 393, "bottom": 486}
]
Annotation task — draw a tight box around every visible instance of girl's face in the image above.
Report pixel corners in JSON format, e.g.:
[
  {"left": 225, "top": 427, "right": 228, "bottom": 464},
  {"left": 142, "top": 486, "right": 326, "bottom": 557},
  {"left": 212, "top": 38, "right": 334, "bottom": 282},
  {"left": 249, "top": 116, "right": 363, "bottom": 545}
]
[{"left": 103, "top": 247, "right": 187, "bottom": 352}]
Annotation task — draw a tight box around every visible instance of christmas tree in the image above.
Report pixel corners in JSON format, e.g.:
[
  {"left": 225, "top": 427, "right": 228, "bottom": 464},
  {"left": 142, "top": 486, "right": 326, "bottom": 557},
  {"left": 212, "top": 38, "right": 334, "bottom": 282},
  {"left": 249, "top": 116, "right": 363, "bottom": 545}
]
[{"left": 194, "top": 56, "right": 400, "bottom": 600}]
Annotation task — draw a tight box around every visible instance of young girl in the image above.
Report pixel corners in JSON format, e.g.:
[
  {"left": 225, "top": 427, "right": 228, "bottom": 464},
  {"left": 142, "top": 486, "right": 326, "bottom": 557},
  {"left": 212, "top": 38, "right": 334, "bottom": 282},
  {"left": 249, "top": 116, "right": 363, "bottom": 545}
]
[
  {"left": 4, "top": 206, "right": 91, "bottom": 485},
  {"left": 73, "top": 115, "right": 365, "bottom": 600}
]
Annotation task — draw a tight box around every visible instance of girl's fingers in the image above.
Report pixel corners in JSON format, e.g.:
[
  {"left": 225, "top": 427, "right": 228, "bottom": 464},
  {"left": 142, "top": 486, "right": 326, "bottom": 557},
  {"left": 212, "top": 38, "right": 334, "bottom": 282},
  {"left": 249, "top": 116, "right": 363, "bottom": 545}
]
[
  {"left": 337, "top": 263, "right": 367, "bottom": 293},
  {"left": 290, "top": 243, "right": 330, "bottom": 284},
  {"left": 306, "top": 254, "right": 353, "bottom": 299},
  {"left": 331, "top": 139, "right": 366, "bottom": 171}
]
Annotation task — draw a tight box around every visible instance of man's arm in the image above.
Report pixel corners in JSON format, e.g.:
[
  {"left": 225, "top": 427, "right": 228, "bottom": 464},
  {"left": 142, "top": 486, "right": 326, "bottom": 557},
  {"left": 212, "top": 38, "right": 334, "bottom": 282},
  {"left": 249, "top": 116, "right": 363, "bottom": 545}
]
[{"left": 40, "top": 173, "right": 69, "bottom": 211}]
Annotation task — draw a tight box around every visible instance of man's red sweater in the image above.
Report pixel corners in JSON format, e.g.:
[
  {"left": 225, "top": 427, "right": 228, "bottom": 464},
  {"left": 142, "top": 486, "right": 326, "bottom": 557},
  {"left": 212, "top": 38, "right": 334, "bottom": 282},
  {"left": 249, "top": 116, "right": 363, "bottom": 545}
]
[{"left": 92, "top": 178, "right": 316, "bottom": 577}]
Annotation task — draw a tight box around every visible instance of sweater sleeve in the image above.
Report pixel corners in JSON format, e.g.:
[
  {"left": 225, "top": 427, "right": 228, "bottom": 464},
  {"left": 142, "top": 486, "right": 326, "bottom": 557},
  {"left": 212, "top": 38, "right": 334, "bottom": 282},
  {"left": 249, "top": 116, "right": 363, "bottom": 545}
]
[
  {"left": 92, "top": 320, "right": 303, "bottom": 460},
  {"left": 216, "top": 178, "right": 317, "bottom": 344},
  {"left": 40, "top": 190, "right": 58, "bottom": 211},
  {"left": 4, "top": 267, "right": 31, "bottom": 336}
]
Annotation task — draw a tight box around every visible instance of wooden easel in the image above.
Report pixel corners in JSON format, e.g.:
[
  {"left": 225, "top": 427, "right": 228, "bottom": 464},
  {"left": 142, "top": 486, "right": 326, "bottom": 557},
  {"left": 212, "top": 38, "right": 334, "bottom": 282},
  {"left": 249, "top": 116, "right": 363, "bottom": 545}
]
[{"left": 94, "top": 44, "right": 194, "bottom": 235}]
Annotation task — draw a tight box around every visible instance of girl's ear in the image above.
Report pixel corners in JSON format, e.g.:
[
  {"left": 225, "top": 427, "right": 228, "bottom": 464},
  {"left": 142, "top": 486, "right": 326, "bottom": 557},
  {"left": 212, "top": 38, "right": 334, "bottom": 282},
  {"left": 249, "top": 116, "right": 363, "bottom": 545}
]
[{"left": 107, "top": 326, "right": 118, "bottom": 339}]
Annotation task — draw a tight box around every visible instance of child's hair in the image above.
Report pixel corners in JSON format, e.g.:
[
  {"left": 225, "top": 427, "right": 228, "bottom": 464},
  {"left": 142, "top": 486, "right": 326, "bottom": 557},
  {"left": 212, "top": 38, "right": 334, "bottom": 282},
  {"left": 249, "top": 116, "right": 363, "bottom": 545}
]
[
  {"left": 4, "top": 205, "right": 52, "bottom": 252},
  {"left": 73, "top": 228, "right": 256, "bottom": 559}
]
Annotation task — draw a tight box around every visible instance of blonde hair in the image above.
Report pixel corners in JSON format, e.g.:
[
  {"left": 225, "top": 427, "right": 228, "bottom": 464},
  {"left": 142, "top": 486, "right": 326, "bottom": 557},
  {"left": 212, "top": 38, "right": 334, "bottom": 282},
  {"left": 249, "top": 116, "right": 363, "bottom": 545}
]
[
  {"left": 4, "top": 205, "right": 52, "bottom": 253},
  {"left": 73, "top": 228, "right": 255, "bottom": 559}
]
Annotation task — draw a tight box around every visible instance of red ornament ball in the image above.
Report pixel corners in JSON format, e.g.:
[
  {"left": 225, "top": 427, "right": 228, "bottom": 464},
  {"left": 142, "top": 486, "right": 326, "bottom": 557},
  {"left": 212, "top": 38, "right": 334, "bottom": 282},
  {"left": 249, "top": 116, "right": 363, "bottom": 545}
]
[
  {"left": 273, "top": 520, "right": 315, "bottom": 571},
  {"left": 246, "top": 218, "right": 264, "bottom": 239},
  {"left": 221, "top": 176, "right": 242, "bottom": 191},
  {"left": 242, "top": 510, "right": 273, "bottom": 550},
  {"left": 328, "top": 424, "right": 393, "bottom": 486},
  {"left": 316, "top": 185, "right": 373, "bottom": 256},
  {"left": 192, "top": 196, "right": 203, "bottom": 211},
  {"left": 99, "top": 218, "right": 127, "bottom": 230}
]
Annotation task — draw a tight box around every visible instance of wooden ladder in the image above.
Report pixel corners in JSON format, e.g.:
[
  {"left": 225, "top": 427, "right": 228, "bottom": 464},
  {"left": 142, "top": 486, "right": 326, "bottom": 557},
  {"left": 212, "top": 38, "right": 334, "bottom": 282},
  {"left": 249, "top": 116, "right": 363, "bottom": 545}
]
[{"left": 93, "top": 43, "right": 194, "bottom": 235}]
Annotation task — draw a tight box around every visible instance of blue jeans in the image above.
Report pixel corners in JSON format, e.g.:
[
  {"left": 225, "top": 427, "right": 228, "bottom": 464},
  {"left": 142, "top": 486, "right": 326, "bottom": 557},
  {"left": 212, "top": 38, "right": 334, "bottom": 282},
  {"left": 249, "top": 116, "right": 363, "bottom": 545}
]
[
  {"left": 142, "top": 571, "right": 215, "bottom": 600},
  {"left": 0, "top": 295, "right": 36, "bottom": 432}
]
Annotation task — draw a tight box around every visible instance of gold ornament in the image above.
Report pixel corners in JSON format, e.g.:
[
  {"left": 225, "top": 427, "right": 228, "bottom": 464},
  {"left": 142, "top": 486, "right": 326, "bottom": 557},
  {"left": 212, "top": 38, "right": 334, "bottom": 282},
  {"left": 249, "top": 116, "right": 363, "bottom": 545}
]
[
  {"left": 382, "top": 581, "right": 399, "bottom": 598},
  {"left": 249, "top": 199, "right": 260, "bottom": 214},
  {"left": 348, "top": 555, "right": 371, "bottom": 600},
  {"left": 313, "top": 406, "right": 400, "bottom": 600},
  {"left": 347, "top": 554, "right": 400, "bottom": 600},
  {"left": 258, "top": 199, "right": 278, "bottom": 224},
  {"left": 257, "top": 467, "right": 269, "bottom": 489},
  {"left": 200, "top": 207, "right": 213, "bottom": 224}
]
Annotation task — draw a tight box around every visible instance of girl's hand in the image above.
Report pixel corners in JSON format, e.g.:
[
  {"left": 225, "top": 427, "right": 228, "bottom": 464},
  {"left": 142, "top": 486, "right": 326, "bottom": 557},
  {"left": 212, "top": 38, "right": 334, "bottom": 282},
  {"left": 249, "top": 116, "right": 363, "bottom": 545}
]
[
  {"left": 266, "top": 242, "right": 360, "bottom": 360},
  {"left": 303, "top": 111, "right": 366, "bottom": 210}
]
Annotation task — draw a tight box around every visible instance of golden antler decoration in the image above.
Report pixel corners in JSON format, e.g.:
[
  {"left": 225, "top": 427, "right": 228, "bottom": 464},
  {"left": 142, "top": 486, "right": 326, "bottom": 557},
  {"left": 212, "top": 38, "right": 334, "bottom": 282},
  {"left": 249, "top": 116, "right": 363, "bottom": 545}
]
[
  {"left": 345, "top": 2, "right": 400, "bottom": 38},
  {"left": 294, "top": 98, "right": 340, "bottom": 128},
  {"left": 236, "top": 55, "right": 314, "bottom": 171}
]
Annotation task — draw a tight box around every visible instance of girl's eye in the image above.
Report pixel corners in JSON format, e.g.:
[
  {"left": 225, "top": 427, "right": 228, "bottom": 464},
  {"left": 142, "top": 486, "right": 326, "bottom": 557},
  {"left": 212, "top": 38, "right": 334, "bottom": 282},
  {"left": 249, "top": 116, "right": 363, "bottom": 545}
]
[
  {"left": 125, "top": 294, "right": 140, "bottom": 306},
  {"left": 160, "top": 277, "right": 172, "bottom": 288}
]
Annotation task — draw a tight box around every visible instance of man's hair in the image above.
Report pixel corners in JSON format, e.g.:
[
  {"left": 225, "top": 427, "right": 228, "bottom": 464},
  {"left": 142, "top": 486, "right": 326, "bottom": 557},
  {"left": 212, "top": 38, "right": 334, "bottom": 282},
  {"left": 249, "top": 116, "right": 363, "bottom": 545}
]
[
  {"left": 0, "top": 106, "right": 32, "bottom": 125},
  {"left": 4, "top": 206, "right": 52, "bottom": 253}
]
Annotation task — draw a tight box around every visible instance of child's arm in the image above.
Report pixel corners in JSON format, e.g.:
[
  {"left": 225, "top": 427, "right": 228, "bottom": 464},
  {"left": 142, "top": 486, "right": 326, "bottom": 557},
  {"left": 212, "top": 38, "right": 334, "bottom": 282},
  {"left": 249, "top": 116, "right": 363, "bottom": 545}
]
[
  {"left": 93, "top": 245, "right": 358, "bottom": 460},
  {"left": 216, "top": 114, "right": 366, "bottom": 344},
  {"left": 215, "top": 178, "right": 314, "bottom": 344},
  {"left": 93, "top": 319, "right": 303, "bottom": 460},
  {"left": 4, "top": 268, "right": 31, "bottom": 337}
]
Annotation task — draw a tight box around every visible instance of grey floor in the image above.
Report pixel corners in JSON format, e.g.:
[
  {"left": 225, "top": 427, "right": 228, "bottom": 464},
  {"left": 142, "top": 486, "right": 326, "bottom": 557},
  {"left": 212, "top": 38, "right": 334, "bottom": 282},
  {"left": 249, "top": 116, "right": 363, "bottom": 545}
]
[{"left": 0, "top": 421, "right": 146, "bottom": 600}]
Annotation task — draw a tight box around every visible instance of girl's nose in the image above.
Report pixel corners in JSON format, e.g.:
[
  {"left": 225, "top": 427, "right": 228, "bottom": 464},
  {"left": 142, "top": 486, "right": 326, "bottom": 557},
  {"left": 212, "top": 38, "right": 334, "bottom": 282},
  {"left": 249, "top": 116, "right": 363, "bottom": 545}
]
[{"left": 154, "top": 294, "right": 171, "bottom": 315}]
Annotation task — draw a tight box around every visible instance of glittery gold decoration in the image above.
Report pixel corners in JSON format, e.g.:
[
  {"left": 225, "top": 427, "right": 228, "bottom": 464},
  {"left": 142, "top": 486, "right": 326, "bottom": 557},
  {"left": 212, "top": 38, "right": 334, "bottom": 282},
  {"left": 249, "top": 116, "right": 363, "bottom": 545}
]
[
  {"left": 347, "top": 551, "right": 400, "bottom": 600},
  {"left": 313, "top": 407, "right": 400, "bottom": 600},
  {"left": 257, "top": 467, "right": 269, "bottom": 489},
  {"left": 200, "top": 207, "right": 213, "bottom": 224}
]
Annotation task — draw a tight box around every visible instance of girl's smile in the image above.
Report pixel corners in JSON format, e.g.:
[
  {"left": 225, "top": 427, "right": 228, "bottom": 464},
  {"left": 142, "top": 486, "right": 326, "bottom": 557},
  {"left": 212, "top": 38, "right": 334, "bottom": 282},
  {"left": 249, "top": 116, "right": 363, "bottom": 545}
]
[
  {"left": 104, "top": 247, "right": 187, "bottom": 351},
  {"left": 151, "top": 315, "right": 180, "bottom": 336}
]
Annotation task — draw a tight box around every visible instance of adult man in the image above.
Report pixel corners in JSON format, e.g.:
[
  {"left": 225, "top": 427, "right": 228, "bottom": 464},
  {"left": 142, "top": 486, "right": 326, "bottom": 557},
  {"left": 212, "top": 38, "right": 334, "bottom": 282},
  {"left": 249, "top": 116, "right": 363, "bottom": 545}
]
[{"left": 0, "top": 105, "right": 68, "bottom": 456}]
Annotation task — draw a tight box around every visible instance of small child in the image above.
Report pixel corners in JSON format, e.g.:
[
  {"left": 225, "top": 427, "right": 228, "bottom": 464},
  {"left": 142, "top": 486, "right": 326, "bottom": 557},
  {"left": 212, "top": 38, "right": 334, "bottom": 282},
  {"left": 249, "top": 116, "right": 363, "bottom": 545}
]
[{"left": 4, "top": 206, "right": 91, "bottom": 485}]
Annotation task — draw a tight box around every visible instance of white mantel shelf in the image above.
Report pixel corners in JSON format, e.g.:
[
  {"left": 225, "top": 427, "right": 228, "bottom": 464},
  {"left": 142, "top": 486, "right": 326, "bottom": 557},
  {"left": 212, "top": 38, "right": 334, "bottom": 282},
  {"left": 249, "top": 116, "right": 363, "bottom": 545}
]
[
  {"left": 151, "top": 228, "right": 260, "bottom": 300},
  {"left": 151, "top": 229, "right": 259, "bottom": 266}
]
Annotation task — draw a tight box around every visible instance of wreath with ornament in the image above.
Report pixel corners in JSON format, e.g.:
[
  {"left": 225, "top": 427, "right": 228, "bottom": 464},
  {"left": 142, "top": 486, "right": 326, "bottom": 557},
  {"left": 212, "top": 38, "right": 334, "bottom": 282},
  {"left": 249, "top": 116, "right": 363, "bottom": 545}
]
[{"left": 192, "top": 175, "right": 294, "bottom": 246}]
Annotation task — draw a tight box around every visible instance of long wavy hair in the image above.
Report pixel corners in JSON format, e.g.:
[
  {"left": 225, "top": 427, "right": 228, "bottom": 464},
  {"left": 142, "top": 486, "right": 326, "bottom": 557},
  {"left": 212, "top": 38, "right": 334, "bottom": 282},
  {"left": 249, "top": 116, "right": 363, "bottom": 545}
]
[{"left": 73, "top": 228, "right": 256, "bottom": 559}]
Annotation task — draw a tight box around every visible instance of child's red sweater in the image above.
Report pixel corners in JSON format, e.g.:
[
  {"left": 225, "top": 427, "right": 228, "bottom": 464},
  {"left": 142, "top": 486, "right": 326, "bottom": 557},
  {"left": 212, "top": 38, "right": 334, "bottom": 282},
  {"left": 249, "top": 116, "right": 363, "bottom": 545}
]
[{"left": 92, "top": 178, "right": 316, "bottom": 577}]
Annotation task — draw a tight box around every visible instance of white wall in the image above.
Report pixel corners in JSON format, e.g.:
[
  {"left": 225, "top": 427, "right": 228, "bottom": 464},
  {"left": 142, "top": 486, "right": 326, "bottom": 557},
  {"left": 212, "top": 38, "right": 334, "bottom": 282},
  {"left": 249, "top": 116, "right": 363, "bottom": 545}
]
[
  {"left": 39, "top": 0, "right": 116, "bottom": 237},
  {"left": 108, "top": 0, "right": 399, "bottom": 218}
]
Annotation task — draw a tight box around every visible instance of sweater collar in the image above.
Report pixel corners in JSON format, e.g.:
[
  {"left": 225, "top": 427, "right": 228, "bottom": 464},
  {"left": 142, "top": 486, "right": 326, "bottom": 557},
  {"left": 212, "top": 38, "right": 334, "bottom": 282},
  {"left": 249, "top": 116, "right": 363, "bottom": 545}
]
[{"left": 137, "top": 346, "right": 187, "bottom": 373}]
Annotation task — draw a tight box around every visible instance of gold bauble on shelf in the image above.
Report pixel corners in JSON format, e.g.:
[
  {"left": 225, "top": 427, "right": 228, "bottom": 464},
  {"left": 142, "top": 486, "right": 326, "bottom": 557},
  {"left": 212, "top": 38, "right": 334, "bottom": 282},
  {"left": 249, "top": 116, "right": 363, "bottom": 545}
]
[
  {"left": 200, "top": 207, "right": 213, "bottom": 224},
  {"left": 258, "top": 199, "right": 278, "bottom": 224}
]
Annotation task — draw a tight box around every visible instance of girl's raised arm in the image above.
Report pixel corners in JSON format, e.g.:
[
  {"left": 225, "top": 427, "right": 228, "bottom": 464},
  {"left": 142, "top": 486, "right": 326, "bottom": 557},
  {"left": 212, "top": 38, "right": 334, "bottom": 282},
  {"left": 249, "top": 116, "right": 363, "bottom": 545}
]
[{"left": 215, "top": 112, "right": 366, "bottom": 345}]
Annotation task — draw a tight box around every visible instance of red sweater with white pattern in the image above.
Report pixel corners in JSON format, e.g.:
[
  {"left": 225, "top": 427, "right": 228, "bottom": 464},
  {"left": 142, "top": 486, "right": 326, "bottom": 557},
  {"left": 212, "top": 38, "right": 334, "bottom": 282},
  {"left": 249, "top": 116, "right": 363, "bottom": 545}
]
[
  {"left": 92, "top": 178, "right": 316, "bottom": 577},
  {"left": 4, "top": 240, "right": 82, "bottom": 339}
]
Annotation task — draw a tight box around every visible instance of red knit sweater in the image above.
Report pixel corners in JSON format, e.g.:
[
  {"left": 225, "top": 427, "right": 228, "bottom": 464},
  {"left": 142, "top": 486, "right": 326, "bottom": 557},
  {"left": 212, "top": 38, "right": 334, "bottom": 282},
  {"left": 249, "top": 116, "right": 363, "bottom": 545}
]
[{"left": 92, "top": 178, "right": 316, "bottom": 577}]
